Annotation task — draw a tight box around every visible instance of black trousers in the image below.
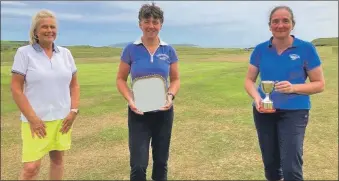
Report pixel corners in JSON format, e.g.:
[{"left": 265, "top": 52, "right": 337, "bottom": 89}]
[
  {"left": 128, "top": 106, "right": 174, "bottom": 181},
  {"left": 253, "top": 107, "right": 309, "bottom": 181}
]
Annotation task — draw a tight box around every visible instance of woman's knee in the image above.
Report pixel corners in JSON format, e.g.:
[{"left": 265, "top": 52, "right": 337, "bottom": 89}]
[
  {"left": 23, "top": 161, "right": 41, "bottom": 175},
  {"left": 49, "top": 151, "right": 64, "bottom": 166}
]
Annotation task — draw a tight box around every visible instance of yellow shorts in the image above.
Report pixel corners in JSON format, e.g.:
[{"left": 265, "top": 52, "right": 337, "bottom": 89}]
[{"left": 21, "top": 119, "right": 72, "bottom": 163}]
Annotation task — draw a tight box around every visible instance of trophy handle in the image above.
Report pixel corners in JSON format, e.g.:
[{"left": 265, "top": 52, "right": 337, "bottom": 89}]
[{"left": 272, "top": 80, "right": 279, "bottom": 92}]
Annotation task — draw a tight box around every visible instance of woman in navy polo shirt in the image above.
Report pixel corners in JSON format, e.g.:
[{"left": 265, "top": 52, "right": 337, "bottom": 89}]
[
  {"left": 116, "top": 3, "right": 180, "bottom": 181},
  {"left": 244, "top": 6, "right": 325, "bottom": 181}
]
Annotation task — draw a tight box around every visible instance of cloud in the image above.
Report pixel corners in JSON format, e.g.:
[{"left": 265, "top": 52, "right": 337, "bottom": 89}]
[
  {"left": 1, "top": 1, "right": 337, "bottom": 47},
  {"left": 99, "top": 1, "right": 338, "bottom": 29},
  {"left": 42, "top": 1, "right": 72, "bottom": 5},
  {"left": 3, "top": 1, "right": 337, "bottom": 29},
  {"left": 1, "top": 7, "right": 84, "bottom": 21},
  {"left": 0, "top": 1, "right": 27, "bottom": 6}
]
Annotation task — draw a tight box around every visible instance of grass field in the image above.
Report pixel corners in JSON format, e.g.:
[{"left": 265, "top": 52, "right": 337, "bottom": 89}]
[
  {"left": 312, "top": 37, "right": 338, "bottom": 46},
  {"left": 1, "top": 45, "right": 338, "bottom": 180}
]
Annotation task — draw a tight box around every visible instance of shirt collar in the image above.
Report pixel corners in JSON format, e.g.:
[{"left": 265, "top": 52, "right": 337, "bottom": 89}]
[
  {"left": 133, "top": 37, "right": 168, "bottom": 46},
  {"left": 32, "top": 43, "right": 60, "bottom": 53},
  {"left": 268, "top": 35, "right": 300, "bottom": 48}
]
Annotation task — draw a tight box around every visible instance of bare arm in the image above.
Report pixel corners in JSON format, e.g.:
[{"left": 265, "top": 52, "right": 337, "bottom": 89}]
[
  {"left": 116, "top": 61, "right": 133, "bottom": 102},
  {"left": 60, "top": 73, "right": 80, "bottom": 133},
  {"left": 70, "top": 73, "right": 80, "bottom": 109},
  {"left": 167, "top": 62, "right": 180, "bottom": 96},
  {"left": 11, "top": 74, "right": 38, "bottom": 122},
  {"left": 292, "top": 66, "right": 325, "bottom": 95},
  {"left": 244, "top": 64, "right": 261, "bottom": 100}
]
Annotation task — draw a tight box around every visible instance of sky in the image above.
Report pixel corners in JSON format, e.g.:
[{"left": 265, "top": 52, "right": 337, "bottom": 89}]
[{"left": 1, "top": 1, "right": 338, "bottom": 48}]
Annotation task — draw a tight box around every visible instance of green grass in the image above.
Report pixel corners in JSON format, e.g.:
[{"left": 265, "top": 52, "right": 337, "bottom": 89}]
[
  {"left": 1, "top": 45, "right": 337, "bottom": 180},
  {"left": 312, "top": 37, "right": 338, "bottom": 46}
]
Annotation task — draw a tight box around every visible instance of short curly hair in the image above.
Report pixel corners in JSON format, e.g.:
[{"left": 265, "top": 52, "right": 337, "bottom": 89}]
[{"left": 138, "top": 2, "right": 164, "bottom": 23}]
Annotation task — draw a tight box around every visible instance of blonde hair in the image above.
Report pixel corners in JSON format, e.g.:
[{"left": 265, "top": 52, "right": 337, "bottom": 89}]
[{"left": 29, "top": 9, "right": 57, "bottom": 45}]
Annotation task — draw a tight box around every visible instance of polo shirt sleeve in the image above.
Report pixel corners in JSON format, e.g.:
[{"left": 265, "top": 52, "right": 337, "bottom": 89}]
[
  {"left": 249, "top": 46, "right": 260, "bottom": 68},
  {"left": 169, "top": 46, "right": 178, "bottom": 64},
  {"left": 304, "top": 43, "right": 321, "bottom": 71},
  {"left": 11, "top": 48, "right": 28, "bottom": 76},
  {"left": 66, "top": 49, "right": 77, "bottom": 75},
  {"left": 120, "top": 44, "right": 131, "bottom": 65}
]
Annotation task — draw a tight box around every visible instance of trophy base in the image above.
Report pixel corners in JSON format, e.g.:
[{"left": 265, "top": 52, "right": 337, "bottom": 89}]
[
  {"left": 260, "top": 102, "right": 276, "bottom": 113},
  {"left": 262, "top": 101, "right": 273, "bottom": 109}
]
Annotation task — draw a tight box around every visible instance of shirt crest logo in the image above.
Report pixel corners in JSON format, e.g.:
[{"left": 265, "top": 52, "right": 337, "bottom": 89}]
[
  {"left": 156, "top": 53, "right": 169, "bottom": 61},
  {"left": 289, "top": 54, "right": 300, "bottom": 61}
]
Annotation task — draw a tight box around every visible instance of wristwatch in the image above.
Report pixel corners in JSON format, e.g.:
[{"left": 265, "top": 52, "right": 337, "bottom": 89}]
[
  {"left": 71, "top": 108, "right": 79, "bottom": 114},
  {"left": 167, "top": 92, "right": 175, "bottom": 100}
]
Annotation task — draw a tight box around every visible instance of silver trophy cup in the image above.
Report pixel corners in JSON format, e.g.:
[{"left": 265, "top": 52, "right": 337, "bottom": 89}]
[{"left": 261, "top": 81, "right": 275, "bottom": 110}]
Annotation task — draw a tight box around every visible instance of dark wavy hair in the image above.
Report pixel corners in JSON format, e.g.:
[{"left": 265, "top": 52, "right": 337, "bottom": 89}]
[{"left": 138, "top": 2, "right": 164, "bottom": 23}]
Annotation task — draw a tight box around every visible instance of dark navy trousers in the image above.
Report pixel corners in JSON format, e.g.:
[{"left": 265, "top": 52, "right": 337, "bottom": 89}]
[
  {"left": 128, "top": 106, "right": 174, "bottom": 181},
  {"left": 253, "top": 107, "right": 309, "bottom": 181}
]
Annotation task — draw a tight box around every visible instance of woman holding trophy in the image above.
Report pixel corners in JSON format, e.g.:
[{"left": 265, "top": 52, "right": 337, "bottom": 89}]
[
  {"left": 244, "top": 6, "right": 325, "bottom": 181},
  {"left": 116, "top": 3, "right": 180, "bottom": 181}
]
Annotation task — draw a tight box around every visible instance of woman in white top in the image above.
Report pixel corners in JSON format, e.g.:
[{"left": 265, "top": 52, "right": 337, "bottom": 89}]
[{"left": 11, "top": 9, "right": 80, "bottom": 180}]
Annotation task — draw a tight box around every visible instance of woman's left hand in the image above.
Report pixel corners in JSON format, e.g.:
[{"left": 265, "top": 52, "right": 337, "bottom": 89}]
[
  {"left": 60, "top": 112, "right": 77, "bottom": 134},
  {"left": 275, "top": 81, "right": 295, "bottom": 93},
  {"left": 159, "top": 94, "right": 173, "bottom": 111}
]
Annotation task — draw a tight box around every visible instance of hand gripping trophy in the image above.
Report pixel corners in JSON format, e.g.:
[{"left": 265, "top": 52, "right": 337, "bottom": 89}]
[{"left": 260, "top": 80, "right": 276, "bottom": 113}]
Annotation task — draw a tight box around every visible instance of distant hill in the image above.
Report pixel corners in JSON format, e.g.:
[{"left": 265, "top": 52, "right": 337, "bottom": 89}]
[
  {"left": 0, "top": 41, "right": 98, "bottom": 51},
  {"left": 1, "top": 40, "right": 29, "bottom": 51},
  {"left": 109, "top": 42, "right": 199, "bottom": 48},
  {"left": 2, "top": 37, "right": 337, "bottom": 52},
  {"left": 244, "top": 37, "right": 338, "bottom": 49},
  {"left": 108, "top": 42, "right": 130, "bottom": 48},
  {"left": 172, "top": 44, "right": 199, "bottom": 47},
  {"left": 311, "top": 37, "right": 338, "bottom": 46}
]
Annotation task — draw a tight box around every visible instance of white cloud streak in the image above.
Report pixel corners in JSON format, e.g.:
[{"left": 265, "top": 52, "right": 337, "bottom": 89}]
[
  {"left": 99, "top": 1, "right": 338, "bottom": 31},
  {"left": 1, "top": 7, "right": 84, "bottom": 21},
  {"left": 0, "top": 1, "right": 27, "bottom": 6},
  {"left": 1, "top": 1, "right": 337, "bottom": 46},
  {"left": 2, "top": 1, "right": 337, "bottom": 27}
]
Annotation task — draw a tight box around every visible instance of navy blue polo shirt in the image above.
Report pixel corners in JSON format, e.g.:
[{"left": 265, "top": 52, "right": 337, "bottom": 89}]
[
  {"left": 120, "top": 38, "right": 178, "bottom": 88},
  {"left": 250, "top": 36, "right": 322, "bottom": 110}
]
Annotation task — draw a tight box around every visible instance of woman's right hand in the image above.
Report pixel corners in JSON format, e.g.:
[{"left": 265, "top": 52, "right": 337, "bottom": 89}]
[
  {"left": 254, "top": 96, "right": 263, "bottom": 113},
  {"left": 28, "top": 117, "right": 46, "bottom": 139},
  {"left": 255, "top": 96, "right": 276, "bottom": 113},
  {"left": 128, "top": 100, "right": 144, "bottom": 115}
]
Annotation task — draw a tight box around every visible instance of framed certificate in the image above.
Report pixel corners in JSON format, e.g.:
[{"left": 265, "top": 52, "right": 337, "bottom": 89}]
[{"left": 131, "top": 75, "right": 167, "bottom": 113}]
